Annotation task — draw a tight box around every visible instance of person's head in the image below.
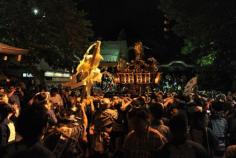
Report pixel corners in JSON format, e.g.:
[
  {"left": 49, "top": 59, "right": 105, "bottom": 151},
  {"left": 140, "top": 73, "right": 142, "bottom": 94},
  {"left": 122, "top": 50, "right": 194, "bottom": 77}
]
[
  {"left": 111, "top": 96, "right": 123, "bottom": 109},
  {"left": 216, "top": 93, "right": 226, "bottom": 102},
  {"left": 103, "top": 122, "right": 113, "bottom": 133},
  {"left": 16, "top": 104, "right": 49, "bottom": 144},
  {"left": 70, "top": 91, "right": 76, "bottom": 97},
  {"left": 148, "top": 102, "right": 164, "bottom": 122},
  {"left": 112, "top": 96, "right": 120, "bottom": 105},
  {"left": 61, "top": 88, "right": 69, "bottom": 96},
  {"left": 18, "top": 82, "right": 26, "bottom": 90},
  {"left": 211, "top": 101, "right": 224, "bottom": 117},
  {"left": 130, "top": 96, "right": 146, "bottom": 108},
  {"left": 33, "top": 92, "right": 51, "bottom": 109},
  {"left": 100, "top": 98, "right": 111, "bottom": 109},
  {"left": 169, "top": 111, "right": 188, "bottom": 144},
  {"left": 33, "top": 92, "right": 48, "bottom": 104},
  {"left": 50, "top": 87, "right": 58, "bottom": 97},
  {"left": 94, "top": 112, "right": 113, "bottom": 133},
  {"left": 9, "top": 86, "right": 16, "bottom": 93},
  {"left": 0, "top": 87, "right": 4, "bottom": 93},
  {"left": 192, "top": 111, "right": 208, "bottom": 129},
  {"left": 169, "top": 106, "right": 179, "bottom": 118},
  {"left": 0, "top": 92, "right": 9, "bottom": 104},
  {"left": 38, "top": 84, "right": 47, "bottom": 92},
  {"left": 128, "top": 107, "right": 150, "bottom": 134}
]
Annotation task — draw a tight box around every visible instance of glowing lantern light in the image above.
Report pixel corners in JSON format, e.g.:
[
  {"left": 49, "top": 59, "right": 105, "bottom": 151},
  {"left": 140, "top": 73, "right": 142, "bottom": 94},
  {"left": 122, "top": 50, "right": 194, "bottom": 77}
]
[
  {"left": 155, "top": 73, "right": 161, "bottom": 84},
  {"left": 3, "top": 56, "right": 8, "bottom": 61},
  {"left": 17, "top": 55, "right": 22, "bottom": 62}
]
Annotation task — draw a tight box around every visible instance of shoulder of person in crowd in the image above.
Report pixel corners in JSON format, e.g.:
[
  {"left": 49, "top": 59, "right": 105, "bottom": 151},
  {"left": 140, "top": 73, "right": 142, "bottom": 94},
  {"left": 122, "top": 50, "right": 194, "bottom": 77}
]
[{"left": 123, "top": 97, "right": 132, "bottom": 102}]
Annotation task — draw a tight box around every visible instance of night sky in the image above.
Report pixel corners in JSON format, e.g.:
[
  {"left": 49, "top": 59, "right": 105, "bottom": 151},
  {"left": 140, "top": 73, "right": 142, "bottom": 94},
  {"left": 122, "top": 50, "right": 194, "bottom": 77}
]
[{"left": 78, "top": 0, "right": 184, "bottom": 63}]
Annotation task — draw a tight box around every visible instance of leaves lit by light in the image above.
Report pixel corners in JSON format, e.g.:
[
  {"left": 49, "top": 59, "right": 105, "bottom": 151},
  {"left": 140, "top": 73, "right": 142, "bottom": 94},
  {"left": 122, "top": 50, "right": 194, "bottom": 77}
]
[{"left": 197, "top": 52, "right": 217, "bottom": 66}]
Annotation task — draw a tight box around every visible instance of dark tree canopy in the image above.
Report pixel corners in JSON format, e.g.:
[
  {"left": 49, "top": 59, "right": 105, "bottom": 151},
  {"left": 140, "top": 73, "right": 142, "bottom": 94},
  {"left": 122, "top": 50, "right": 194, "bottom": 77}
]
[
  {"left": 160, "top": 0, "right": 236, "bottom": 46},
  {"left": 160, "top": 0, "right": 236, "bottom": 91},
  {"left": 0, "top": 0, "right": 93, "bottom": 68}
]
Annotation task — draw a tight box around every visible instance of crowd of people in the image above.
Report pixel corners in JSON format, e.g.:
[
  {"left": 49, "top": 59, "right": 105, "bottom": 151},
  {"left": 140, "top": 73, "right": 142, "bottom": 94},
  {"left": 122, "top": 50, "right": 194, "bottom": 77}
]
[{"left": 0, "top": 81, "right": 236, "bottom": 158}]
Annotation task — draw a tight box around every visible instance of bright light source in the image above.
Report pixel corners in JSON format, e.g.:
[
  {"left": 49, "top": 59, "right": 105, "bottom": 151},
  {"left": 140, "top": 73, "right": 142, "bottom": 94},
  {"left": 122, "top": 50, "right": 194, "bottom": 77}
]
[
  {"left": 44, "top": 71, "right": 71, "bottom": 78},
  {"left": 32, "top": 8, "right": 39, "bottom": 15},
  {"left": 3, "top": 56, "right": 8, "bottom": 61},
  {"left": 17, "top": 55, "right": 22, "bottom": 62}
]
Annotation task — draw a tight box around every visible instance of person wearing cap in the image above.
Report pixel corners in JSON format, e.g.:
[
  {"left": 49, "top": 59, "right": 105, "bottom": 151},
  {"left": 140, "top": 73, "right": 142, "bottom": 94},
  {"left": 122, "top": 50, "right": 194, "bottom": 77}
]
[{"left": 92, "top": 98, "right": 117, "bottom": 158}]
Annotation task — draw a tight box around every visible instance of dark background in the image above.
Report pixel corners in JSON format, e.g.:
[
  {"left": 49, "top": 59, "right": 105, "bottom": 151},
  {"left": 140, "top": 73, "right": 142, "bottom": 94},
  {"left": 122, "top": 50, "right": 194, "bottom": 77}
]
[{"left": 78, "top": 0, "right": 184, "bottom": 63}]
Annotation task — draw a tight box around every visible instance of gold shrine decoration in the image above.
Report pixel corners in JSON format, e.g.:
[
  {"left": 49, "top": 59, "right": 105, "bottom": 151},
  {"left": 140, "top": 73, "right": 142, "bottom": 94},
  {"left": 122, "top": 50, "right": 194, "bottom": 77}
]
[
  {"left": 3, "top": 56, "right": 7, "bottom": 61},
  {"left": 134, "top": 41, "right": 143, "bottom": 60},
  {"left": 154, "top": 72, "right": 161, "bottom": 84},
  {"left": 17, "top": 55, "right": 22, "bottom": 62},
  {"left": 115, "top": 73, "right": 155, "bottom": 84},
  {"left": 136, "top": 73, "right": 142, "bottom": 84},
  {"left": 62, "top": 41, "right": 103, "bottom": 95},
  {"left": 75, "top": 41, "right": 103, "bottom": 97}
]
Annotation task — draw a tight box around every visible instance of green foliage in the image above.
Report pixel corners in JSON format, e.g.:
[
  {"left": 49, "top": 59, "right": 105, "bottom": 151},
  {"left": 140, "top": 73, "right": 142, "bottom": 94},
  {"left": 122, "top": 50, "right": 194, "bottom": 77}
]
[
  {"left": 0, "top": 0, "right": 93, "bottom": 68},
  {"left": 181, "top": 39, "right": 196, "bottom": 55},
  {"left": 159, "top": 0, "right": 236, "bottom": 90},
  {"left": 197, "top": 52, "right": 216, "bottom": 66},
  {"left": 160, "top": 0, "right": 236, "bottom": 46}
]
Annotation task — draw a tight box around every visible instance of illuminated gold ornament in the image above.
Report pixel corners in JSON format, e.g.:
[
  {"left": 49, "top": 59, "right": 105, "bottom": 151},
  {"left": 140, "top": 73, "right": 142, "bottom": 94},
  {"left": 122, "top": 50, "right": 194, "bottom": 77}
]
[
  {"left": 155, "top": 72, "right": 161, "bottom": 84},
  {"left": 3, "top": 56, "right": 8, "bottom": 61},
  {"left": 17, "top": 55, "right": 22, "bottom": 62},
  {"left": 75, "top": 41, "right": 103, "bottom": 97},
  {"left": 134, "top": 41, "right": 143, "bottom": 60}
]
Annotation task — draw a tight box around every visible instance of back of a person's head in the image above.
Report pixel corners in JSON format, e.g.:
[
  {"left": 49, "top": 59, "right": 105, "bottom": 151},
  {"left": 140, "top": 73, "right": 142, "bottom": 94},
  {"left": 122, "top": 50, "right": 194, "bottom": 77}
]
[
  {"left": 216, "top": 93, "right": 226, "bottom": 102},
  {"left": 16, "top": 104, "right": 48, "bottom": 143},
  {"left": 212, "top": 101, "right": 224, "bottom": 112},
  {"left": 148, "top": 102, "right": 164, "bottom": 120},
  {"left": 191, "top": 111, "right": 207, "bottom": 128},
  {"left": 38, "top": 84, "right": 47, "bottom": 92},
  {"left": 193, "top": 98, "right": 204, "bottom": 107},
  {"left": 104, "top": 92, "right": 112, "bottom": 98},
  {"left": 33, "top": 92, "right": 49, "bottom": 105},
  {"left": 70, "top": 91, "right": 76, "bottom": 97},
  {"left": 130, "top": 96, "right": 146, "bottom": 108},
  {"left": 128, "top": 107, "right": 149, "bottom": 121},
  {"left": 50, "top": 87, "right": 58, "bottom": 94},
  {"left": 169, "top": 111, "right": 188, "bottom": 134}
]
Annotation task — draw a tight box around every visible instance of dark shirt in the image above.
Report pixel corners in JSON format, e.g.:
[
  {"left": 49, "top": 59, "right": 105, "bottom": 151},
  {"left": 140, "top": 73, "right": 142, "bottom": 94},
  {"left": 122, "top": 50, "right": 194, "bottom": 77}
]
[
  {"left": 158, "top": 140, "right": 209, "bottom": 158},
  {"left": 0, "top": 123, "right": 9, "bottom": 147},
  {"left": 1, "top": 141, "right": 55, "bottom": 158}
]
